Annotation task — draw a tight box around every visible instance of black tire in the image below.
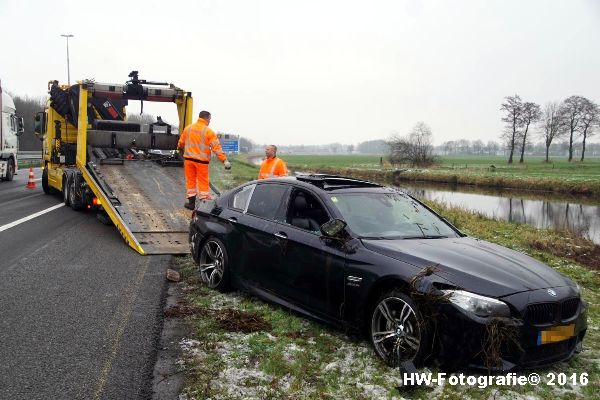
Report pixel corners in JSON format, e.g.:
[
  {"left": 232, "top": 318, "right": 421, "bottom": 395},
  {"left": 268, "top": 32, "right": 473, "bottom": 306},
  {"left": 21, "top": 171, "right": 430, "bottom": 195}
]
[
  {"left": 369, "top": 289, "right": 431, "bottom": 367},
  {"left": 69, "top": 175, "right": 84, "bottom": 211},
  {"left": 5, "top": 158, "right": 15, "bottom": 181},
  {"left": 198, "top": 237, "right": 230, "bottom": 292},
  {"left": 63, "top": 174, "right": 71, "bottom": 206},
  {"left": 42, "top": 167, "right": 51, "bottom": 194}
]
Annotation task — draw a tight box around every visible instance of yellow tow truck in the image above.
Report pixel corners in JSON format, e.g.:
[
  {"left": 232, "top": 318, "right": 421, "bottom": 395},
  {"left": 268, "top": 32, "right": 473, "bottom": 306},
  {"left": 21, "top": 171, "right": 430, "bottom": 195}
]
[{"left": 34, "top": 71, "right": 194, "bottom": 255}]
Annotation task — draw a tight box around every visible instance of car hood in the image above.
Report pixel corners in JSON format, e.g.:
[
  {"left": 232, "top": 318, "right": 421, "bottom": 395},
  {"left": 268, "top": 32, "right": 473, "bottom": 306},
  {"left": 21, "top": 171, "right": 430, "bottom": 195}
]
[{"left": 362, "top": 236, "right": 573, "bottom": 297}]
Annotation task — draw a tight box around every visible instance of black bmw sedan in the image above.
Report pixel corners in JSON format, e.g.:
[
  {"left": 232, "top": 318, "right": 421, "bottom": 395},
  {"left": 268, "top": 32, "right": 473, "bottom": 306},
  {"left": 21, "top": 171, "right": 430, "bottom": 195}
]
[{"left": 189, "top": 174, "right": 587, "bottom": 369}]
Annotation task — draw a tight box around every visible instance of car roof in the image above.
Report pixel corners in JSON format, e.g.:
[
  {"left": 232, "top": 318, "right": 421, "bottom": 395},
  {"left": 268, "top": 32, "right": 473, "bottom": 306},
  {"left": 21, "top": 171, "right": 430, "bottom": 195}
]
[{"left": 258, "top": 174, "right": 398, "bottom": 193}]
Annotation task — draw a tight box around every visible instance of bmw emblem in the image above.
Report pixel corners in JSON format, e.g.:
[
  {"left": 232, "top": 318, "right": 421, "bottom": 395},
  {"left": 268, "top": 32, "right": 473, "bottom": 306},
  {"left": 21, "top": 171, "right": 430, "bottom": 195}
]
[{"left": 547, "top": 289, "right": 557, "bottom": 297}]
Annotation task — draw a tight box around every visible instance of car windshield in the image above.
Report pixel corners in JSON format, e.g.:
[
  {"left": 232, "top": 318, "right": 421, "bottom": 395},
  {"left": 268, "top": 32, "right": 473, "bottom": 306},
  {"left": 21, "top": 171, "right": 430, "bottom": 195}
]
[{"left": 330, "top": 192, "right": 459, "bottom": 239}]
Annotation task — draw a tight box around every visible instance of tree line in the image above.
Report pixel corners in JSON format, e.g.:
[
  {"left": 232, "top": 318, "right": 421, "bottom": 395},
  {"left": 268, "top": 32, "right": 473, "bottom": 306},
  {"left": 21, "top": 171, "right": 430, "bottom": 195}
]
[
  {"left": 501, "top": 94, "right": 598, "bottom": 163},
  {"left": 11, "top": 93, "right": 46, "bottom": 151}
]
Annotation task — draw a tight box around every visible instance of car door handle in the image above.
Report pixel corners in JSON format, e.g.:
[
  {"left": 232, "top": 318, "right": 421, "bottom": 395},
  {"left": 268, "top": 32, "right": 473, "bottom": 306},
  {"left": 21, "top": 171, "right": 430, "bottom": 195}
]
[
  {"left": 228, "top": 217, "right": 238, "bottom": 223},
  {"left": 274, "top": 232, "right": 287, "bottom": 240}
]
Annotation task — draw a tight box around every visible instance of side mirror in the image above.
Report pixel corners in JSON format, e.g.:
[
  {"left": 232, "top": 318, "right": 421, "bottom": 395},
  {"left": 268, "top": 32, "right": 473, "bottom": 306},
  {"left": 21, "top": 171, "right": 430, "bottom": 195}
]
[
  {"left": 16, "top": 117, "right": 24, "bottom": 136},
  {"left": 34, "top": 112, "right": 47, "bottom": 140},
  {"left": 320, "top": 218, "right": 347, "bottom": 237}
]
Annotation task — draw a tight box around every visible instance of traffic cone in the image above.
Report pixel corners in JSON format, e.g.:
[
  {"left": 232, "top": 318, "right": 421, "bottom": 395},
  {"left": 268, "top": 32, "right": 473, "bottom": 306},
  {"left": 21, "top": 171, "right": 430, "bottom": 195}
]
[{"left": 26, "top": 167, "right": 36, "bottom": 189}]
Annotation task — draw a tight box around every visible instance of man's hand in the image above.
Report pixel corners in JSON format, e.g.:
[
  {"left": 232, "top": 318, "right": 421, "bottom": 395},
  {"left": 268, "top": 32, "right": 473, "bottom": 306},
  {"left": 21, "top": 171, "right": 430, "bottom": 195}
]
[{"left": 224, "top": 160, "right": 231, "bottom": 170}]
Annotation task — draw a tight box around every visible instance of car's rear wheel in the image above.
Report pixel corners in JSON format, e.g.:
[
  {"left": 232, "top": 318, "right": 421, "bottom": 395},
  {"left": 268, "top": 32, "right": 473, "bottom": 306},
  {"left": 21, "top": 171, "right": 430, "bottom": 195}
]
[
  {"left": 370, "top": 289, "right": 429, "bottom": 367},
  {"left": 198, "top": 237, "right": 230, "bottom": 292}
]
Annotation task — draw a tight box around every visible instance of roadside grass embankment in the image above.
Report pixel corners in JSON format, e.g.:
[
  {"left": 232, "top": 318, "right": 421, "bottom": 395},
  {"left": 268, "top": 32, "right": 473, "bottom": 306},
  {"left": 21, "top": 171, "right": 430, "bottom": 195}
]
[
  {"left": 284, "top": 155, "right": 600, "bottom": 197},
  {"left": 171, "top": 161, "right": 600, "bottom": 399}
]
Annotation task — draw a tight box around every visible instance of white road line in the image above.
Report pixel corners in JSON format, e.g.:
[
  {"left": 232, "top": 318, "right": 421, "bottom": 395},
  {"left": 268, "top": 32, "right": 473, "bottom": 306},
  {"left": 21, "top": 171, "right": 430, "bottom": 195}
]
[{"left": 0, "top": 203, "right": 65, "bottom": 233}]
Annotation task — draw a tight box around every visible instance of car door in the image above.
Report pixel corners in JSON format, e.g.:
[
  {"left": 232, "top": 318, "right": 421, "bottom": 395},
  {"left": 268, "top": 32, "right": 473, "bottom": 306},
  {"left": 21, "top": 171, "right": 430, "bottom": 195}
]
[
  {"left": 236, "top": 183, "right": 290, "bottom": 289},
  {"left": 272, "top": 188, "right": 347, "bottom": 320}
]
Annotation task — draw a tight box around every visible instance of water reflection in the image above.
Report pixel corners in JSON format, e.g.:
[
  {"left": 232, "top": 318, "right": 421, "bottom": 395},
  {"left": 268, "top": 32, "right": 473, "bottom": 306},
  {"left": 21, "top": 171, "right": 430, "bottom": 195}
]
[{"left": 400, "top": 183, "right": 600, "bottom": 245}]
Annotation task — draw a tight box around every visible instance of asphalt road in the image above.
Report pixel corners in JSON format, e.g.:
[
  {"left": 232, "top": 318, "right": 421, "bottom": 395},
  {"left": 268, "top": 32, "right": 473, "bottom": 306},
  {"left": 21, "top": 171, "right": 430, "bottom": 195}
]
[{"left": 0, "top": 168, "right": 171, "bottom": 400}]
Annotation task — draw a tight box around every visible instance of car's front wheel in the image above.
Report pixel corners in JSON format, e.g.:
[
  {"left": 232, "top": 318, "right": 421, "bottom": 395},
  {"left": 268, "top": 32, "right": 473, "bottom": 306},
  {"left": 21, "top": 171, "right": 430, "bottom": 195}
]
[
  {"left": 198, "top": 237, "right": 230, "bottom": 292},
  {"left": 370, "top": 289, "right": 429, "bottom": 367}
]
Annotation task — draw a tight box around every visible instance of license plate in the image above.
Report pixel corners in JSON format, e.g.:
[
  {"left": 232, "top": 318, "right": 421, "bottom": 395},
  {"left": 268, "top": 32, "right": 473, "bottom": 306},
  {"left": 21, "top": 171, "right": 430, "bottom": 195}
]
[{"left": 537, "top": 324, "right": 575, "bottom": 345}]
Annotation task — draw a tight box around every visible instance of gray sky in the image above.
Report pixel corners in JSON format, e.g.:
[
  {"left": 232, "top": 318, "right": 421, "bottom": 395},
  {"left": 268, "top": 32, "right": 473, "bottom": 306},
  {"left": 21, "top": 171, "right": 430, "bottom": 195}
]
[{"left": 1, "top": 0, "right": 599, "bottom": 145}]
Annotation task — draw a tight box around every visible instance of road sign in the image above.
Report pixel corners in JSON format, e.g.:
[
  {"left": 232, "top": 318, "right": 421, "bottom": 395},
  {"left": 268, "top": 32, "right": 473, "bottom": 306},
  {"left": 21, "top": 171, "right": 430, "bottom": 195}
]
[{"left": 217, "top": 133, "right": 239, "bottom": 154}]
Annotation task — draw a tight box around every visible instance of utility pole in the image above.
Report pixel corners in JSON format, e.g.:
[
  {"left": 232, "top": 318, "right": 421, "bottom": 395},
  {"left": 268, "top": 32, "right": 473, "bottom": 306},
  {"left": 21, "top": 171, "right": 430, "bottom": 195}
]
[{"left": 60, "top": 34, "right": 74, "bottom": 85}]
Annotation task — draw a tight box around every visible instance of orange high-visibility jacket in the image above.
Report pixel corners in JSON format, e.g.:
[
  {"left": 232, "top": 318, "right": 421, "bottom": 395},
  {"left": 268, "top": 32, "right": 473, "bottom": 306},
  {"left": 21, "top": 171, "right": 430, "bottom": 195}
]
[
  {"left": 178, "top": 118, "right": 227, "bottom": 163},
  {"left": 258, "top": 157, "right": 288, "bottom": 179}
]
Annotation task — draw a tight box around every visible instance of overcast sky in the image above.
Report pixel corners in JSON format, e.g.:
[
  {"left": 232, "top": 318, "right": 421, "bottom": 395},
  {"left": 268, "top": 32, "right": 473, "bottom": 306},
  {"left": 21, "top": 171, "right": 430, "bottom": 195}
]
[{"left": 1, "top": 0, "right": 599, "bottom": 145}]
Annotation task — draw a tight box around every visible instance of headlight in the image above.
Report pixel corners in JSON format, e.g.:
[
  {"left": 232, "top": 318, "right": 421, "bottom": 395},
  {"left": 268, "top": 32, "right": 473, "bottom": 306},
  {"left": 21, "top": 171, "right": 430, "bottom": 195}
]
[{"left": 442, "top": 290, "right": 510, "bottom": 318}]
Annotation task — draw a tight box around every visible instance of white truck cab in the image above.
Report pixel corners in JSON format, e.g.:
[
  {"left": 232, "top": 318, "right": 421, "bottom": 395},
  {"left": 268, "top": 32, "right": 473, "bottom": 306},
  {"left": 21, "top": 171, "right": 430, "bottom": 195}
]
[{"left": 0, "top": 80, "right": 24, "bottom": 181}]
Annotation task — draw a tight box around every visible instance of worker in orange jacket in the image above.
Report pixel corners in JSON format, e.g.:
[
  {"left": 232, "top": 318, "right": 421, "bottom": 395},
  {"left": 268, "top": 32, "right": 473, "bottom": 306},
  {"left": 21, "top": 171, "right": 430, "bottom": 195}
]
[
  {"left": 258, "top": 145, "right": 288, "bottom": 179},
  {"left": 177, "top": 111, "right": 231, "bottom": 210}
]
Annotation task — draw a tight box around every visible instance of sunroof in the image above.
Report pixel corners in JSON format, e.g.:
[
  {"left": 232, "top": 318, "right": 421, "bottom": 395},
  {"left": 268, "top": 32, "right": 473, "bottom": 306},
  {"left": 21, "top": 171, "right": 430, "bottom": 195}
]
[{"left": 295, "top": 174, "right": 382, "bottom": 189}]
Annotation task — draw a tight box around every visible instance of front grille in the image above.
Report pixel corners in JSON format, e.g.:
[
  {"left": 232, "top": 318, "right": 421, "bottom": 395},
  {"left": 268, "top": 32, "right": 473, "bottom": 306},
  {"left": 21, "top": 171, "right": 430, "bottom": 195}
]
[
  {"left": 523, "top": 338, "right": 576, "bottom": 366},
  {"left": 526, "top": 302, "right": 558, "bottom": 325},
  {"left": 561, "top": 298, "right": 580, "bottom": 320}
]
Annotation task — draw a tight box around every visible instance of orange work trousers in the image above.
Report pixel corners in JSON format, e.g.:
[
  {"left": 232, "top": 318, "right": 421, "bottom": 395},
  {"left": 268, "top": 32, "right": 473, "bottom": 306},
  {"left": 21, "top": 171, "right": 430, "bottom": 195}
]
[{"left": 184, "top": 160, "right": 211, "bottom": 200}]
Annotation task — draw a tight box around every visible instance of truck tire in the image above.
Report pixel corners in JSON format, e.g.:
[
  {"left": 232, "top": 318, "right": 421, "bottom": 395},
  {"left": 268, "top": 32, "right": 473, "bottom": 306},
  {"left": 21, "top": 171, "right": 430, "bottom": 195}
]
[
  {"left": 63, "top": 174, "right": 71, "bottom": 206},
  {"left": 69, "top": 175, "right": 84, "bottom": 211},
  {"left": 42, "top": 167, "right": 51, "bottom": 194},
  {"left": 3, "top": 158, "right": 15, "bottom": 181}
]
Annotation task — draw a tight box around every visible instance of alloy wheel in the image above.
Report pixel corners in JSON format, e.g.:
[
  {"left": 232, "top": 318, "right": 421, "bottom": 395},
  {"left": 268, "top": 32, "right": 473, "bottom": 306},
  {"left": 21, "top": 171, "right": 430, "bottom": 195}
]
[
  {"left": 199, "top": 240, "right": 225, "bottom": 288},
  {"left": 371, "top": 296, "right": 422, "bottom": 365}
]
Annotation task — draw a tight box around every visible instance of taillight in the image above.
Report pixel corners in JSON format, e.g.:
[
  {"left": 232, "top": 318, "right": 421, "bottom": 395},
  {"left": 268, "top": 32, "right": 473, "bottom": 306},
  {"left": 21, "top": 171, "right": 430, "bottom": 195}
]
[{"left": 92, "top": 197, "right": 101, "bottom": 206}]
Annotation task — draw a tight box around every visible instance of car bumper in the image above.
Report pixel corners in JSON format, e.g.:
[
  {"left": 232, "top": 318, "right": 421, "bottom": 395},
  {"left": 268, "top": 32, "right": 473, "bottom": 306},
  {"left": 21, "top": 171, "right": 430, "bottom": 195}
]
[{"left": 435, "top": 300, "right": 587, "bottom": 370}]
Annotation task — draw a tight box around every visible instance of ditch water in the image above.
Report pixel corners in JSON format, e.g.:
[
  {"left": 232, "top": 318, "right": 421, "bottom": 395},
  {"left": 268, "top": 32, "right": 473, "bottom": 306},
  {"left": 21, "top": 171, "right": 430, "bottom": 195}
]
[{"left": 397, "top": 182, "right": 600, "bottom": 245}]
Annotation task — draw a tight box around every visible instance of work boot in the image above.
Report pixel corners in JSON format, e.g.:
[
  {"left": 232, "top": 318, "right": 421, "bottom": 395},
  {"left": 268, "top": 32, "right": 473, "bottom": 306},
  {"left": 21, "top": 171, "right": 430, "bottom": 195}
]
[{"left": 184, "top": 196, "right": 195, "bottom": 210}]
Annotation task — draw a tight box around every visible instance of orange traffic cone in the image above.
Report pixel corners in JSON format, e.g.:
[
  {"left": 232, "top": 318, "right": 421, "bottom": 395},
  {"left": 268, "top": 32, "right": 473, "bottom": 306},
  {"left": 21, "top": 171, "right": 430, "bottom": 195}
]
[{"left": 26, "top": 167, "right": 36, "bottom": 189}]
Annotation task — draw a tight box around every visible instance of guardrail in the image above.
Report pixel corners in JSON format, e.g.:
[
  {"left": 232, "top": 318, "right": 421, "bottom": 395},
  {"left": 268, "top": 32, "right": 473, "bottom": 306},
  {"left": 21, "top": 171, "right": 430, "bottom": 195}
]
[{"left": 18, "top": 151, "right": 43, "bottom": 160}]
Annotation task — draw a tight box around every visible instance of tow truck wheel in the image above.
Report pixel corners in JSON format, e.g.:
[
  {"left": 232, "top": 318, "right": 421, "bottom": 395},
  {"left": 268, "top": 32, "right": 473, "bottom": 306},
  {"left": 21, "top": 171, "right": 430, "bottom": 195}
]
[
  {"left": 42, "top": 167, "right": 51, "bottom": 194},
  {"left": 63, "top": 175, "right": 71, "bottom": 206},
  {"left": 69, "top": 176, "right": 84, "bottom": 211}
]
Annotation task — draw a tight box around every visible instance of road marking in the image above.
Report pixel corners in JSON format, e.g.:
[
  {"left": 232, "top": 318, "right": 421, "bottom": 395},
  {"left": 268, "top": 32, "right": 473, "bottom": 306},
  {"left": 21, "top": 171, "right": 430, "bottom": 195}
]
[
  {"left": 0, "top": 203, "right": 65, "bottom": 233},
  {"left": 92, "top": 258, "right": 150, "bottom": 400}
]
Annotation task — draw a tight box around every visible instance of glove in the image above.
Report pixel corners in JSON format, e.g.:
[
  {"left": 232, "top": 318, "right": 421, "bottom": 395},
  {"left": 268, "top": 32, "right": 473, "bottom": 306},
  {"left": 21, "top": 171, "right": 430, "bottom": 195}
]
[{"left": 224, "top": 160, "right": 231, "bottom": 170}]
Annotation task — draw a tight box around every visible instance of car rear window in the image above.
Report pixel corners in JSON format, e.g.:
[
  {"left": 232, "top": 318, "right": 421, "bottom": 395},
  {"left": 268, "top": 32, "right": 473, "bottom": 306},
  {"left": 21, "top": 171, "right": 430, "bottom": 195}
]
[
  {"left": 246, "top": 184, "right": 288, "bottom": 220},
  {"left": 230, "top": 184, "right": 255, "bottom": 211}
]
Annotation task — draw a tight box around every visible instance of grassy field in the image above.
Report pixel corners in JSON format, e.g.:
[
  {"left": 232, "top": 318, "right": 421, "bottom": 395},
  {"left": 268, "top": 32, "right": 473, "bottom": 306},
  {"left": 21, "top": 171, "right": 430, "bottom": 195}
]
[
  {"left": 280, "top": 154, "right": 600, "bottom": 177},
  {"left": 171, "top": 162, "right": 600, "bottom": 399},
  {"left": 269, "top": 154, "right": 600, "bottom": 197}
]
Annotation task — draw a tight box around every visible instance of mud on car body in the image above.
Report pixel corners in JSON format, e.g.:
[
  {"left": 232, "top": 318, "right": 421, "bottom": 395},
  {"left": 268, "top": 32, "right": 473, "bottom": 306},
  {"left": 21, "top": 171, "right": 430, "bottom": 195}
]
[{"left": 189, "top": 174, "right": 587, "bottom": 369}]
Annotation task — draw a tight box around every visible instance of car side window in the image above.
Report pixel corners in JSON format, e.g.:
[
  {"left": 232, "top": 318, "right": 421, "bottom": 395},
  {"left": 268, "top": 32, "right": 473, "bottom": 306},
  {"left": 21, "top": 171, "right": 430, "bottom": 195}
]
[
  {"left": 286, "top": 189, "right": 330, "bottom": 232},
  {"left": 230, "top": 184, "right": 255, "bottom": 211},
  {"left": 246, "top": 184, "right": 289, "bottom": 221}
]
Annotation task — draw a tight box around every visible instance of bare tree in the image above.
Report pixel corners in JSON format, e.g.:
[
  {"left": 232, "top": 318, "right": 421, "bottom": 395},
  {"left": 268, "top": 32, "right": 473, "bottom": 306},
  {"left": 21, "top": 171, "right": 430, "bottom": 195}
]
[
  {"left": 486, "top": 140, "right": 500, "bottom": 156},
  {"left": 518, "top": 102, "right": 541, "bottom": 163},
  {"left": 539, "top": 102, "right": 565, "bottom": 163},
  {"left": 11, "top": 93, "right": 47, "bottom": 151},
  {"left": 472, "top": 139, "right": 484, "bottom": 155},
  {"left": 500, "top": 95, "right": 523, "bottom": 164},
  {"left": 559, "top": 96, "right": 586, "bottom": 162},
  {"left": 387, "top": 122, "right": 435, "bottom": 166},
  {"left": 579, "top": 98, "right": 598, "bottom": 162}
]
